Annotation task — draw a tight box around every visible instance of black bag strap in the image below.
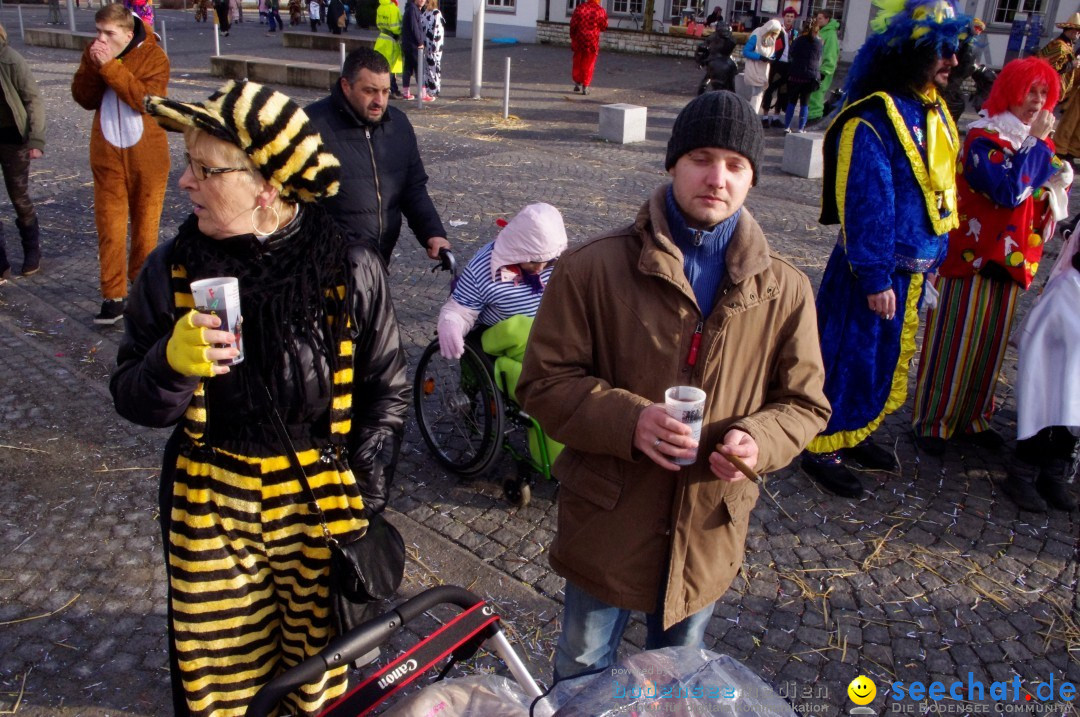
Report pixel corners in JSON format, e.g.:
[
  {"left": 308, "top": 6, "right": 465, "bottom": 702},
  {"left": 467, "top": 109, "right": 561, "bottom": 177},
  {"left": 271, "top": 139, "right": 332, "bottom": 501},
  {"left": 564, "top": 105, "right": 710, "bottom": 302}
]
[{"left": 261, "top": 383, "right": 342, "bottom": 548}]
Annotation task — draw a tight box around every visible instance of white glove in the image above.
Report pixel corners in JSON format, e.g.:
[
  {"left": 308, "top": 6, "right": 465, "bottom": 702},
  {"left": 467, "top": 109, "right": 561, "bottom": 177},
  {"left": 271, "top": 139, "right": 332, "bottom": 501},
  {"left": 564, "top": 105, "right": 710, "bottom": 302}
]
[
  {"left": 438, "top": 314, "right": 466, "bottom": 359},
  {"left": 437, "top": 298, "right": 479, "bottom": 359}
]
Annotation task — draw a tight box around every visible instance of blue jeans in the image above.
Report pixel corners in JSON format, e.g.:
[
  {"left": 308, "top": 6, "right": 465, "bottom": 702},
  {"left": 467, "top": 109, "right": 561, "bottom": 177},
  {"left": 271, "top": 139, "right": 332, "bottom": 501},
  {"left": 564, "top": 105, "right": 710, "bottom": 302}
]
[{"left": 553, "top": 581, "right": 715, "bottom": 682}]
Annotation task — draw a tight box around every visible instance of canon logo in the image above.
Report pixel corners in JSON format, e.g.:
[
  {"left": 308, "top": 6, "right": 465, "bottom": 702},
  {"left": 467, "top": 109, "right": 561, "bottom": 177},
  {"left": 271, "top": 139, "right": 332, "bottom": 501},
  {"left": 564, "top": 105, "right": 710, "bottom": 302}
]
[{"left": 377, "top": 659, "right": 418, "bottom": 690}]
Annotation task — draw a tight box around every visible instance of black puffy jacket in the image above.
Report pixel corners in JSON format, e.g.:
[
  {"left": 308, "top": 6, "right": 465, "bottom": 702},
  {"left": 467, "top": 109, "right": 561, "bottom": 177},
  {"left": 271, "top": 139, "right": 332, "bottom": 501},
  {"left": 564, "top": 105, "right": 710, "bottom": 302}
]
[
  {"left": 786, "top": 33, "right": 823, "bottom": 84},
  {"left": 307, "top": 84, "right": 445, "bottom": 266},
  {"left": 110, "top": 206, "right": 409, "bottom": 515}
]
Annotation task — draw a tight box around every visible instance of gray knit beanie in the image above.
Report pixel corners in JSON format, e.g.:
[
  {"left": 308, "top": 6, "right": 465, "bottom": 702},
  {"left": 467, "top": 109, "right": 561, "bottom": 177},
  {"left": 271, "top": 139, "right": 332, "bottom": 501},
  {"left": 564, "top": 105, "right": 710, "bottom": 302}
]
[{"left": 665, "top": 91, "right": 764, "bottom": 184}]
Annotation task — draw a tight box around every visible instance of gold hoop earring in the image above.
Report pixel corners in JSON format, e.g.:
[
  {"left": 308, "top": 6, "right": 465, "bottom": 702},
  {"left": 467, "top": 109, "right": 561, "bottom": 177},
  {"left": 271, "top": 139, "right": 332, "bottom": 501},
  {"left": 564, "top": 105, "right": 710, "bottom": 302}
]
[{"left": 251, "top": 204, "right": 281, "bottom": 237}]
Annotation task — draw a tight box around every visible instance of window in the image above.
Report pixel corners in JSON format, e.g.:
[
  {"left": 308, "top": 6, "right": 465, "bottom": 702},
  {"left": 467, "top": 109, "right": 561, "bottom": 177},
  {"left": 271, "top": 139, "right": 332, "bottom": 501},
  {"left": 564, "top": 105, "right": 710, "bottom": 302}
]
[
  {"left": 991, "top": 0, "right": 1045, "bottom": 24},
  {"left": 488, "top": 0, "right": 515, "bottom": 9},
  {"left": 611, "top": 0, "right": 643, "bottom": 16},
  {"left": 566, "top": 0, "right": 584, "bottom": 16},
  {"left": 669, "top": 0, "right": 704, "bottom": 24}
]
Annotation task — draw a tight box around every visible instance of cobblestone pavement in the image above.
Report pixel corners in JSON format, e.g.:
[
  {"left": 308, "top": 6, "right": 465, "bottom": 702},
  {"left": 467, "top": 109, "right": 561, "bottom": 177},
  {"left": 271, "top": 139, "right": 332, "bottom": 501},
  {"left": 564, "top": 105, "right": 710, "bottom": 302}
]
[{"left": 0, "top": 7, "right": 1078, "bottom": 716}]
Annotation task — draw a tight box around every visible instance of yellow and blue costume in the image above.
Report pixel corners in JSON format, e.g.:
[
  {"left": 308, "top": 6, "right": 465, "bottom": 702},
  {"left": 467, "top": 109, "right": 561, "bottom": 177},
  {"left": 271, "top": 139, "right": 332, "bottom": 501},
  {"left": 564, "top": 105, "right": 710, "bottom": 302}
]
[{"left": 808, "top": 0, "right": 964, "bottom": 455}]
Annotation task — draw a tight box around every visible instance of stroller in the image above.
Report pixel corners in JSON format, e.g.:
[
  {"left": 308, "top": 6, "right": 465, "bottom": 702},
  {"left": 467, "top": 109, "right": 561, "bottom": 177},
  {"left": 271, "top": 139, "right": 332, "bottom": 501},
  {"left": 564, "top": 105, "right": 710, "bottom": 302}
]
[
  {"left": 246, "top": 585, "right": 800, "bottom": 715},
  {"left": 245, "top": 586, "right": 543, "bottom": 716}
]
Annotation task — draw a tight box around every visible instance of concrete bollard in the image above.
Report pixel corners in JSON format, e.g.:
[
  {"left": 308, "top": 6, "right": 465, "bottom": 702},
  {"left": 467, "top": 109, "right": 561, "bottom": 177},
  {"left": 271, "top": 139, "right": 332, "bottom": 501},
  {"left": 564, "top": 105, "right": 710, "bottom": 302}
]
[
  {"left": 599, "top": 103, "right": 647, "bottom": 144},
  {"left": 781, "top": 131, "right": 824, "bottom": 179}
]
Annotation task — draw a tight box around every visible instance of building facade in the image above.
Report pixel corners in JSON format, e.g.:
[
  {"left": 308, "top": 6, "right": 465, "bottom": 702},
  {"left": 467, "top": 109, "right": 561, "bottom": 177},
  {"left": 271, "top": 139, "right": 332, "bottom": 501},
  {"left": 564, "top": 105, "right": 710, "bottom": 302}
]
[{"left": 473, "top": 0, "right": 1078, "bottom": 67}]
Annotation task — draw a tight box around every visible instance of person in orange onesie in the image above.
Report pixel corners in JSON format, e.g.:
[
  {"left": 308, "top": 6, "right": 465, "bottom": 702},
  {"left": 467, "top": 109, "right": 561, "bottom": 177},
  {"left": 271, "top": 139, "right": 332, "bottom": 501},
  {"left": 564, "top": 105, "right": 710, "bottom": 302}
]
[
  {"left": 569, "top": 0, "right": 606, "bottom": 95},
  {"left": 72, "top": 3, "right": 169, "bottom": 325}
]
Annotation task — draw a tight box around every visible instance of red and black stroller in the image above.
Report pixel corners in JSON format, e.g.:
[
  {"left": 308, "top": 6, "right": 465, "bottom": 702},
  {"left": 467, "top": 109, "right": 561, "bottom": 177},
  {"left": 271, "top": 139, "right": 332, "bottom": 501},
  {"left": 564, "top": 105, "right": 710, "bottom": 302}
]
[{"left": 245, "top": 585, "right": 543, "bottom": 716}]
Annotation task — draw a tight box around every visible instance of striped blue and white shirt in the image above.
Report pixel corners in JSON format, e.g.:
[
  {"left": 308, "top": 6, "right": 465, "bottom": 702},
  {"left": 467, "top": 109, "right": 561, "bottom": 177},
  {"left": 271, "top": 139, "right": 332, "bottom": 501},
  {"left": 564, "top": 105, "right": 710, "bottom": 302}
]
[{"left": 451, "top": 241, "right": 555, "bottom": 327}]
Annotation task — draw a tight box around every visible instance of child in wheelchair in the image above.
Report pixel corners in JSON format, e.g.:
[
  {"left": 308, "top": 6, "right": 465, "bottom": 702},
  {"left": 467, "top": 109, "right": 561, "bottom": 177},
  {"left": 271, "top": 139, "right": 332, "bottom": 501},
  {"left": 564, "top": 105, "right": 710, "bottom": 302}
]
[{"left": 436, "top": 202, "right": 568, "bottom": 464}]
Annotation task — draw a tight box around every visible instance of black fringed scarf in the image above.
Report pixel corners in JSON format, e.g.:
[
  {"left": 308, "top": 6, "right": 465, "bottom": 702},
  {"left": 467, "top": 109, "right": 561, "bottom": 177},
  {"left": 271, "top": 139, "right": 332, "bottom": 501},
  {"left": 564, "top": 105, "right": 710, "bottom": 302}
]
[{"left": 170, "top": 206, "right": 352, "bottom": 411}]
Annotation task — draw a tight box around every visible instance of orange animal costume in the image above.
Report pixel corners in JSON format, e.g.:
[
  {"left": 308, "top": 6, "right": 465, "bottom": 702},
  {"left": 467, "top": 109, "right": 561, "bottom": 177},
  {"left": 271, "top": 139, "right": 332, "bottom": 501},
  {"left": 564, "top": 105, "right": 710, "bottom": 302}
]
[{"left": 71, "top": 20, "right": 169, "bottom": 302}]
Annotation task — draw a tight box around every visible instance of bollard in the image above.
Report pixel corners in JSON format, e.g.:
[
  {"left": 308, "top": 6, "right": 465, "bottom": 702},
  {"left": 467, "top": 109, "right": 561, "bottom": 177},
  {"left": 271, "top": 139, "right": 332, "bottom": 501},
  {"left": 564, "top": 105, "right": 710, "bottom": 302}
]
[
  {"left": 67, "top": 0, "right": 76, "bottom": 31},
  {"left": 161, "top": 20, "right": 168, "bottom": 54},
  {"left": 214, "top": 22, "right": 220, "bottom": 55},
  {"left": 502, "top": 56, "right": 510, "bottom": 119},
  {"left": 340, "top": 41, "right": 346, "bottom": 72},
  {"left": 470, "top": 0, "right": 484, "bottom": 98},
  {"left": 417, "top": 45, "right": 424, "bottom": 108},
  {"left": 17, "top": 5, "right": 24, "bottom": 42}
]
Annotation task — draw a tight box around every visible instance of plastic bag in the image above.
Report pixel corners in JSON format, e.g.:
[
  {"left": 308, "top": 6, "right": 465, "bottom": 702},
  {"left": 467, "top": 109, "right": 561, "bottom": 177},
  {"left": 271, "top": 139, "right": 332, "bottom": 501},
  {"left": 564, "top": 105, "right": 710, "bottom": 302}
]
[
  {"left": 532, "top": 647, "right": 797, "bottom": 717},
  {"left": 383, "top": 674, "right": 531, "bottom": 717}
]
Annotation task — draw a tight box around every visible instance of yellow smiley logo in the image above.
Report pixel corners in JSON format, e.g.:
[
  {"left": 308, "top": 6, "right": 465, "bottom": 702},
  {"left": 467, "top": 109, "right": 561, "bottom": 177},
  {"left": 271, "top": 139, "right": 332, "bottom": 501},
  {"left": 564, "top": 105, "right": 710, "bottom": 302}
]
[{"left": 848, "top": 675, "right": 877, "bottom": 706}]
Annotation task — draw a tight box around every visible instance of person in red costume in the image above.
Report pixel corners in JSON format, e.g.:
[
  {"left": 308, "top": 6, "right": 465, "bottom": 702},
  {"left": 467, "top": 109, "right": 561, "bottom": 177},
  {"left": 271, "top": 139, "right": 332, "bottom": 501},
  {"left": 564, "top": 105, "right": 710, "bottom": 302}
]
[{"left": 570, "top": 0, "right": 607, "bottom": 95}]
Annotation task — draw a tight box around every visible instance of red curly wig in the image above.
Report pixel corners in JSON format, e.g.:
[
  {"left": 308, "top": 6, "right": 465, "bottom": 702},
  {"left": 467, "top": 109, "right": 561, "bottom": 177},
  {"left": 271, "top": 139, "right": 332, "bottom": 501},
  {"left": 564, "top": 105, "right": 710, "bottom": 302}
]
[{"left": 982, "top": 57, "right": 1061, "bottom": 117}]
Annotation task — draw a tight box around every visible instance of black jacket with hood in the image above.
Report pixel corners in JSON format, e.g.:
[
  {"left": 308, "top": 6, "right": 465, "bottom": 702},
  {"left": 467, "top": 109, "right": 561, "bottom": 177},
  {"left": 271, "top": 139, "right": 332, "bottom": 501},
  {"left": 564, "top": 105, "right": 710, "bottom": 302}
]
[{"left": 306, "top": 82, "right": 445, "bottom": 266}]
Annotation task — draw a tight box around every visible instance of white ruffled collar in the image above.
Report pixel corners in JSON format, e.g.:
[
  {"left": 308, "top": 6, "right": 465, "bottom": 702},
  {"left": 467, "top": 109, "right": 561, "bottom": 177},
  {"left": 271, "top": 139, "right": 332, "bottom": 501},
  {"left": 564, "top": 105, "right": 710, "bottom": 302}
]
[{"left": 966, "top": 109, "right": 1031, "bottom": 150}]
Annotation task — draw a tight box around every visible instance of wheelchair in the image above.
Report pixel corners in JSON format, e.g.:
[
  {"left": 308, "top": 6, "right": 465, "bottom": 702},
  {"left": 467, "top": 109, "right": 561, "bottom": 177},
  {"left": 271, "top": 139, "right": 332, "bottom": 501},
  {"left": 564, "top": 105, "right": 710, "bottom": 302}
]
[{"left": 412, "top": 251, "right": 557, "bottom": 507}]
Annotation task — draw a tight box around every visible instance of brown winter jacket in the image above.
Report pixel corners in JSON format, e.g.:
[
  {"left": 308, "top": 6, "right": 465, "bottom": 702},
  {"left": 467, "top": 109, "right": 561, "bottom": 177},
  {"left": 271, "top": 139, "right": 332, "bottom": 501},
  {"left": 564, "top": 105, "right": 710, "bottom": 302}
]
[{"left": 517, "top": 186, "right": 830, "bottom": 629}]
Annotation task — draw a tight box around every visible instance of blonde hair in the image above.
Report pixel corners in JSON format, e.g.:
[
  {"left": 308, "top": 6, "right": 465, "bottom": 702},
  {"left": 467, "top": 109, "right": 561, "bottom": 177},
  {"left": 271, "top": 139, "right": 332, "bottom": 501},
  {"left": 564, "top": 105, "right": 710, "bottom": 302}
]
[
  {"left": 424, "top": 0, "right": 438, "bottom": 10},
  {"left": 0, "top": 24, "right": 7, "bottom": 43},
  {"left": 183, "top": 128, "right": 295, "bottom": 218},
  {"left": 95, "top": 3, "right": 135, "bottom": 31}
]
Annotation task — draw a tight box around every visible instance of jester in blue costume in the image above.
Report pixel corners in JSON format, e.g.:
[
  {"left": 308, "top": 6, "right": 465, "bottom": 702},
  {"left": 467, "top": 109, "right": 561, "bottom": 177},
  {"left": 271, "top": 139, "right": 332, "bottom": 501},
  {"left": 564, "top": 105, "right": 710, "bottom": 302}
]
[{"left": 802, "top": 0, "right": 969, "bottom": 498}]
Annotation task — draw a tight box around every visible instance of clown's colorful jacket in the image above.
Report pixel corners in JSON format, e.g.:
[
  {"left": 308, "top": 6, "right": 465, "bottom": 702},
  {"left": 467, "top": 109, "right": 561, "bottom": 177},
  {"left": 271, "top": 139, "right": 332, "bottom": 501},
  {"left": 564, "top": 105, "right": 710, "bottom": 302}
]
[{"left": 938, "top": 124, "right": 1063, "bottom": 289}]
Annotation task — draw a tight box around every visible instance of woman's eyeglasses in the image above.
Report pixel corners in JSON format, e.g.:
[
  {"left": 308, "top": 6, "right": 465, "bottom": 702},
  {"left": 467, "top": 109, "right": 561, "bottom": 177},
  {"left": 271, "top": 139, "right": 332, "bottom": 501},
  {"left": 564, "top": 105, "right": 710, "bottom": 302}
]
[{"left": 184, "top": 152, "right": 248, "bottom": 181}]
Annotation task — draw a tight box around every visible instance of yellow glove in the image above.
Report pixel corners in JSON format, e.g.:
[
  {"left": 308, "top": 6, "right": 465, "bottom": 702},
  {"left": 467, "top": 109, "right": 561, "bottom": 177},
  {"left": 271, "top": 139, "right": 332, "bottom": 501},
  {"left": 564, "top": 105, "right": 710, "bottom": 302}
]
[{"left": 166, "top": 311, "right": 216, "bottom": 377}]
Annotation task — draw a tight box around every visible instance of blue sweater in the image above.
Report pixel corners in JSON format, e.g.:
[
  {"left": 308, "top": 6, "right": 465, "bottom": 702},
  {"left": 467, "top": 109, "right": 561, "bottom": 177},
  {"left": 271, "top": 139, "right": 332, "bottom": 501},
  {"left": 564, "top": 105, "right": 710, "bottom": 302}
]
[{"left": 664, "top": 187, "right": 740, "bottom": 317}]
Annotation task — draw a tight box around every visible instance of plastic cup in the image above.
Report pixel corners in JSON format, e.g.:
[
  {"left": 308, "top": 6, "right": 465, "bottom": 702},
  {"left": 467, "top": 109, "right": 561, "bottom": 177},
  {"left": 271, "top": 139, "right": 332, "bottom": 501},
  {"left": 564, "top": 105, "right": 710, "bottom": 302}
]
[
  {"left": 664, "top": 386, "right": 706, "bottom": 466},
  {"left": 190, "top": 277, "right": 244, "bottom": 366}
]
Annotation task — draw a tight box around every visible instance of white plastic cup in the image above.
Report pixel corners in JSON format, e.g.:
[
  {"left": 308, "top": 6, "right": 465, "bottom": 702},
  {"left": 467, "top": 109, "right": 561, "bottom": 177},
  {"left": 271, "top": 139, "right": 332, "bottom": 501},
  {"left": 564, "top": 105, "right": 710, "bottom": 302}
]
[
  {"left": 664, "top": 386, "right": 706, "bottom": 466},
  {"left": 190, "top": 277, "right": 244, "bottom": 365}
]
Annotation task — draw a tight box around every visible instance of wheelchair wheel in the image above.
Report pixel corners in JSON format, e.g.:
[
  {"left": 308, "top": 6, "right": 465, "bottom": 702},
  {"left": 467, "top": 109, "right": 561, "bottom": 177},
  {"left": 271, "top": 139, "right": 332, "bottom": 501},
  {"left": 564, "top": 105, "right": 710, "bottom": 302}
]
[{"left": 414, "top": 340, "right": 505, "bottom": 477}]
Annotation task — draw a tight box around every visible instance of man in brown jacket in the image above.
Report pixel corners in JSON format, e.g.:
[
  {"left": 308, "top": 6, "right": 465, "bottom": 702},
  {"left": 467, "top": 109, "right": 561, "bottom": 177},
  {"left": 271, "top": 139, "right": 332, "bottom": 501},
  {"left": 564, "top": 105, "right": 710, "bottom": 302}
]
[
  {"left": 517, "top": 91, "right": 830, "bottom": 681},
  {"left": 72, "top": 4, "right": 169, "bottom": 325}
]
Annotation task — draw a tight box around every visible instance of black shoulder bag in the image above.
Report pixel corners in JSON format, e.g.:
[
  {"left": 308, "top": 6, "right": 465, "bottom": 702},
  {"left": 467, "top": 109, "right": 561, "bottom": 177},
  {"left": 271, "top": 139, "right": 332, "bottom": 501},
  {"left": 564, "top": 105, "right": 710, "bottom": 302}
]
[{"left": 263, "top": 385, "right": 406, "bottom": 635}]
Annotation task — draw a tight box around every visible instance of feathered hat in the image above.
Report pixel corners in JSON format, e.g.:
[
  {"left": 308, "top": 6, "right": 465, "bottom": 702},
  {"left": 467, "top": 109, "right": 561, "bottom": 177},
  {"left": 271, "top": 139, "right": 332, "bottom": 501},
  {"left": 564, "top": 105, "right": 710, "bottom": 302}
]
[
  {"left": 145, "top": 80, "right": 341, "bottom": 203},
  {"left": 843, "top": 0, "right": 971, "bottom": 103}
]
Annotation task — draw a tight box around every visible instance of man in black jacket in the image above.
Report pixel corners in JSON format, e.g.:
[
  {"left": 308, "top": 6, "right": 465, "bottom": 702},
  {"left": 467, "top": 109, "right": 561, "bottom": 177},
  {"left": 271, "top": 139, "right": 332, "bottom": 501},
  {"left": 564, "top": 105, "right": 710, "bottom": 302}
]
[{"left": 307, "top": 48, "right": 449, "bottom": 265}]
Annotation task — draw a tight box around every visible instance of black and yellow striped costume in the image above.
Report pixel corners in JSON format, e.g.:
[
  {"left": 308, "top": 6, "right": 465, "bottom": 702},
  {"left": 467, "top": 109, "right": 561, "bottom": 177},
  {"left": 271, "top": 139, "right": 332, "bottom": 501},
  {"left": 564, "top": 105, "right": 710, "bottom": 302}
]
[{"left": 112, "top": 208, "right": 408, "bottom": 717}]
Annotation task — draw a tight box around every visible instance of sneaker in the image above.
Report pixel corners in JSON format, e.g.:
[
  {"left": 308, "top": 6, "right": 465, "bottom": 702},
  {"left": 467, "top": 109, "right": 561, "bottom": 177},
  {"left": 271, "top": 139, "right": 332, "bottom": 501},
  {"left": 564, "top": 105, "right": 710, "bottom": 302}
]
[
  {"left": 1002, "top": 474, "right": 1048, "bottom": 512},
  {"left": 391, "top": 91, "right": 404, "bottom": 99},
  {"left": 582, "top": 86, "right": 589, "bottom": 95},
  {"left": 0, "top": 268, "right": 10, "bottom": 286},
  {"left": 784, "top": 128, "right": 792, "bottom": 134},
  {"left": 840, "top": 439, "right": 897, "bottom": 471},
  {"left": 912, "top": 431, "right": 948, "bottom": 456},
  {"left": 422, "top": 91, "right": 435, "bottom": 102},
  {"left": 401, "top": 90, "right": 414, "bottom": 100},
  {"left": 94, "top": 298, "right": 125, "bottom": 325},
  {"left": 1036, "top": 462, "right": 1078, "bottom": 511},
  {"left": 802, "top": 453, "right": 864, "bottom": 498},
  {"left": 573, "top": 84, "right": 581, "bottom": 93}
]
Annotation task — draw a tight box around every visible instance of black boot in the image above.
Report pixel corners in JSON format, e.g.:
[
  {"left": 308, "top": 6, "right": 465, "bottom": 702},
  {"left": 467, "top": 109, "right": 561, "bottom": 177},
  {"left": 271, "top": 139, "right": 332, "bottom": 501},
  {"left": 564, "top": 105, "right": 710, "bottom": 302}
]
[
  {"left": 0, "top": 224, "right": 10, "bottom": 282},
  {"left": 1035, "top": 460, "right": 1078, "bottom": 511},
  {"left": 18, "top": 217, "right": 40, "bottom": 276},
  {"left": 1002, "top": 464, "right": 1047, "bottom": 512},
  {"left": 802, "top": 452, "right": 864, "bottom": 498},
  {"left": 840, "top": 438, "right": 898, "bottom": 470}
]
